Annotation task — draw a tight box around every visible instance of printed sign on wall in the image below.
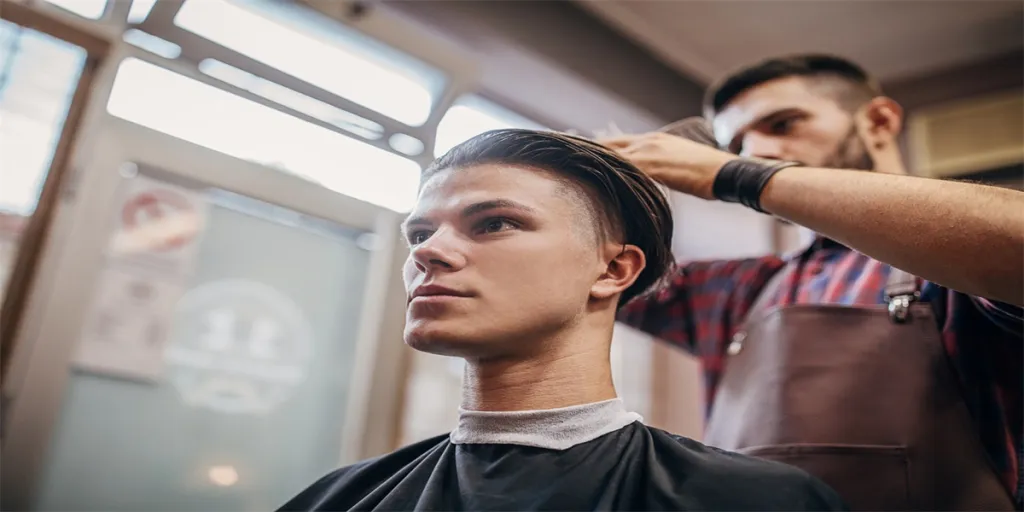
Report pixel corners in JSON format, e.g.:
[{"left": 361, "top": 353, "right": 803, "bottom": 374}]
[{"left": 74, "top": 171, "right": 209, "bottom": 382}]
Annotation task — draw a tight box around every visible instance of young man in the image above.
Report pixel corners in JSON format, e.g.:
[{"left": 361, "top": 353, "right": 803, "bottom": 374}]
[
  {"left": 603, "top": 55, "right": 1023, "bottom": 511},
  {"left": 279, "top": 129, "right": 847, "bottom": 511}
]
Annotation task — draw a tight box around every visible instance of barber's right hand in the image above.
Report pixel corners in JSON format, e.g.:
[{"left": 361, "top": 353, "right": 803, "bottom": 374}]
[{"left": 600, "top": 132, "right": 736, "bottom": 201}]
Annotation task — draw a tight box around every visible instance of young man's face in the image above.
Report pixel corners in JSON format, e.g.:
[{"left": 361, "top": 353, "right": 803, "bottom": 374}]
[
  {"left": 401, "top": 164, "right": 606, "bottom": 360},
  {"left": 712, "top": 76, "right": 873, "bottom": 170}
]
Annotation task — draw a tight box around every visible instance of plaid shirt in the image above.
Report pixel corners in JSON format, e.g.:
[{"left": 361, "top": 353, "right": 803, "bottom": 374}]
[{"left": 617, "top": 238, "right": 1023, "bottom": 502}]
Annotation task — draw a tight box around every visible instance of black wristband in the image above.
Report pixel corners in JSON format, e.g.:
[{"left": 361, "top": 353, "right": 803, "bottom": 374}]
[{"left": 711, "top": 158, "right": 801, "bottom": 213}]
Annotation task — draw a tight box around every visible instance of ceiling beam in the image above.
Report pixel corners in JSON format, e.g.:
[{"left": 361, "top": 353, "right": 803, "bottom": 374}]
[
  {"left": 381, "top": 0, "right": 707, "bottom": 124},
  {"left": 884, "top": 49, "right": 1024, "bottom": 113}
]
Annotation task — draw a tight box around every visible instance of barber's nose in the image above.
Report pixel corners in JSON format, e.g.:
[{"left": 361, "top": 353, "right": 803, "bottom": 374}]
[
  {"left": 410, "top": 230, "right": 467, "bottom": 273},
  {"left": 740, "top": 133, "right": 785, "bottom": 160}
]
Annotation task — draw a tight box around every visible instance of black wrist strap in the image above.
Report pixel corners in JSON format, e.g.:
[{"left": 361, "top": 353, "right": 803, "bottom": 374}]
[{"left": 712, "top": 158, "right": 801, "bottom": 213}]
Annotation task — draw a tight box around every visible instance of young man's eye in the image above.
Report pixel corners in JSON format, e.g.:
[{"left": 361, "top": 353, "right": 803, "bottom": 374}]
[
  {"left": 478, "top": 218, "right": 517, "bottom": 235},
  {"left": 407, "top": 231, "right": 431, "bottom": 245}
]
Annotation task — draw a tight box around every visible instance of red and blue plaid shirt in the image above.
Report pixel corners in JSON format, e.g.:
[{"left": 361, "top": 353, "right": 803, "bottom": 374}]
[{"left": 618, "top": 238, "right": 1022, "bottom": 502}]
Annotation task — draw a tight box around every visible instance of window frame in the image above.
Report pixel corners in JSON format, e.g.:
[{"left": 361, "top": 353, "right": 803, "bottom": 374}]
[
  {"left": 0, "top": 2, "right": 550, "bottom": 508},
  {"left": 0, "top": 0, "right": 112, "bottom": 394},
  {"left": 102, "top": 56, "right": 426, "bottom": 212},
  {"left": 131, "top": 0, "right": 479, "bottom": 166},
  {"left": 0, "top": 2, "right": 479, "bottom": 506}
]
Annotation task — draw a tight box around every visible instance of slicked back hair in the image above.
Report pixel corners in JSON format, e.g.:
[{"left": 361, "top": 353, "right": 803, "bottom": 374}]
[
  {"left": 423, "top": 129, "right": 674, "bottom": 307},
  {"left": 704, "top": 54, "right": 883, "bottom": 119}
]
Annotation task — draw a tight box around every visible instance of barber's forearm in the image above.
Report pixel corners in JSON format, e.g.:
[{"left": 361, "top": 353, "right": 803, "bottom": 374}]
[{"left": 760, "top": 166, "right": 1024, "bottom": 306}]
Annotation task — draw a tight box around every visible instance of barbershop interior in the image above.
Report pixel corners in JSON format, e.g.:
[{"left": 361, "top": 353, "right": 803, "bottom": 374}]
[{"left": 1, "top": 0, "right": 1022, "bottom": 510}]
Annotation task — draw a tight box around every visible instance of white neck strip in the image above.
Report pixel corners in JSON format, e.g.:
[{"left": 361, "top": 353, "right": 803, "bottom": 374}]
[{"left": 450, "top": 398, "right": 642, "bottom": 451}]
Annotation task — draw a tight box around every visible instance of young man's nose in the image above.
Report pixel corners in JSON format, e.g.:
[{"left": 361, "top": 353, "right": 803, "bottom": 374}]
[{"left": 411, "top": 229, "right": 467, "bottom": 273}]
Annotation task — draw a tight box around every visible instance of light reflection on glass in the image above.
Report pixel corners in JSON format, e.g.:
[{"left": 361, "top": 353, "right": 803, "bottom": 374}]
[
  {"left": 106, "top": 58, "right": 421, "bottom": 212},
  {"left": 434, "top": 95, "right": 546, "bottom": 157},
  {"left": 174, "top": 0, "right": 437, "bottom": 126},
  {"left": 127, "top": 0, "right": 159, "bottom": 24},
  {"left": 207, "top": 465, "right": 239, "bottom": 487}
]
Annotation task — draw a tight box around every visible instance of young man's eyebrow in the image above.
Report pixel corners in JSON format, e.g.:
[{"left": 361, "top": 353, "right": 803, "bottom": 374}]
[
  {"left": 461, "top": 199, "right": 537, "bottom": 217},
  {"left": 402, "top": 199, "right": 538, "bottom": 232}
]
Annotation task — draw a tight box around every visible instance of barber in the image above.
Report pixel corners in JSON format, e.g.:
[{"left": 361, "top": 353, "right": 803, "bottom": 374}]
[{"left": 602, "top": 54, "right": 1023, "bottom": 511}]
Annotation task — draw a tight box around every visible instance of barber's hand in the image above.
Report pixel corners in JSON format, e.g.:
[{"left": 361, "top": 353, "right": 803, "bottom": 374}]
[{"left": 601, "top": 132, "right": 736, "bottom": 200}]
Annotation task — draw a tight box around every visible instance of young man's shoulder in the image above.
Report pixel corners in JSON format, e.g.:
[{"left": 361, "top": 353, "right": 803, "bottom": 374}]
[{"left": 278, "top": 433, "right": 450, "bottom": 511}]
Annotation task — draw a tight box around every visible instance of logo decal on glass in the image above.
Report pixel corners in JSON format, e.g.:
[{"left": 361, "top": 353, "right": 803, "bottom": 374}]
[{"left": 165, "top": 279, "right": 314, "bottom": 414}]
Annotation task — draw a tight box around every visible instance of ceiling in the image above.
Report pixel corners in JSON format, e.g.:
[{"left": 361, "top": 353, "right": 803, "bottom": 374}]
[{"left": 577, "top": 0, "right": 1024, "bottom": 85}]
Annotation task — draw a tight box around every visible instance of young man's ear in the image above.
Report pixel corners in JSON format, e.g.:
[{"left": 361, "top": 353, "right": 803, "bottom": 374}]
[
  {"left": 590, "top": 244, "right": 646, "bottom": 302},
  {"left": 856, "top": 97, "right": 907, "bottom": 175}
]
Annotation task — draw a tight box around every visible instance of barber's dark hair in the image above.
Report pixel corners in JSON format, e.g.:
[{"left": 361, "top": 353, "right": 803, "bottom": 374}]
[
  {"left": 704, "top": 54, "right": 883, "bottom": 119},
  {"left": 424, "top": 129, "right": 674, "bottom": 308}
]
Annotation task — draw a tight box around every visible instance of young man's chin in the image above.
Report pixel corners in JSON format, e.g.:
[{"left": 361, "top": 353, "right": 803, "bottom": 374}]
[
  {"left": 404, "top": 323, "right": 524, "bottom": 362},
  {"left": 405, "top": 324, "right": 478, "bottom": 356}
]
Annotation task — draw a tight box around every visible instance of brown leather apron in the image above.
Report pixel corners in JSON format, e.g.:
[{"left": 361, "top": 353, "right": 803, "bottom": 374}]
[{"left": 703, "top": 264, "right": 1015, "bottom": 511}]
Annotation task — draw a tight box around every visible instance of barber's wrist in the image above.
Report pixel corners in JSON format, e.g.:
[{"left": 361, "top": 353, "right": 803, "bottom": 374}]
[{"left": 712, "top": 158, "right": 802, "bottom": 213}]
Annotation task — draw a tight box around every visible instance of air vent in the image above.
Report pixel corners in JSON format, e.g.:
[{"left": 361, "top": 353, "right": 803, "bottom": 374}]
[{"left": 908, "top": 91, "right": 1023, "bottom": 178}]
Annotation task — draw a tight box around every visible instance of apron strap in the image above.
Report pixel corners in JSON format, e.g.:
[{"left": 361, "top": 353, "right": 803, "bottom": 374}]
[
  {"left": 884, "top": 266, "right": 920, "bottom": 324},
  {"left": 746, "top": 244, "right": 814, "bottom": 325},
  {"left": 884, "top": 266, "right": 919, "bottom": 299},
  {"left": 731, "top": 266, "right": 792, "bottom": 355},
  {"left": 748, "top": 262, "right": 922, "bottom": 326},
  {"left": 746, "top": 265, "right": 792, "bottom": 323}
]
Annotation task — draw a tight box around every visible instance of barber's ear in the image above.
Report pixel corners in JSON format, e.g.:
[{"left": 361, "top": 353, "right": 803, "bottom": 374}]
[
  {"left": 591, "top": 244, "right": 646, "bottom": 301},
  {"left": 856, "top": 97, "right": 907, "bottom": 174},
  {"left": 856, "top": 97, "right": 903, "bottom": 147}
]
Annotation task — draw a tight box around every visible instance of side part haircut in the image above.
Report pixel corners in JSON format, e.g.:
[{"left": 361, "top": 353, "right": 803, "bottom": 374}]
[
  {"left": 704, "top": 54, "right": 884, "bottom": 118},
  {"left": 424, "top": 129, "right": 674, "bottom": 307}
]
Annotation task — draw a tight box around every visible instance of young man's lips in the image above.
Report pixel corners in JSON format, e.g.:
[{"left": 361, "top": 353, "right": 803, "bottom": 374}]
[
  {"left": 410, "top": 294, "right": 467, "bottom": 304},
  {"left": 409, "top": 284, "right": 473, "bottom": 301}
]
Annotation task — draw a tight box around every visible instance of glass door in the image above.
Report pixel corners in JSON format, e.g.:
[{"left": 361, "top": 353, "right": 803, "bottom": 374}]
[{"left": 1, "top": 117, "right": 409, "bottom": 511}]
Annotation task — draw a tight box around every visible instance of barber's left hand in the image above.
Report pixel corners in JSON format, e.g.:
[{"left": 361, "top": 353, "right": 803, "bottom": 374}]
[{"left": 601, "top": 132, "right": 736, "bottom": 200}]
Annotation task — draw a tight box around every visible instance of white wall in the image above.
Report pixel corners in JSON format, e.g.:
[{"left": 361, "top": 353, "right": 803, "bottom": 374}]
[
  {"left": 398, "top": 352, "right": 463, "bottom": 445},
  {"left": 670, "top": 192, "right": 777, "bottom": 261}
]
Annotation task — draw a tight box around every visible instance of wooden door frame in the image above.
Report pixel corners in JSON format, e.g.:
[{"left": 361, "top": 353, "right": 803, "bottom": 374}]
[{"left": 0, "top": 0, "right": 112, "bottom": 381}]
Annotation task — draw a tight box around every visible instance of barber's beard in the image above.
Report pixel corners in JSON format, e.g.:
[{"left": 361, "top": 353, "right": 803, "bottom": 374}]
[
  {"left": 822, "top": 126, "right": 874, "bottom": 171},
  {"left": 777, "top": 127, "right": 873, "bottom": 247}
]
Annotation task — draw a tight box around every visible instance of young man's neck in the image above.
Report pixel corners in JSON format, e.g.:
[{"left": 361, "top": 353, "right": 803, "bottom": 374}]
[{"left": 460, "top": 328, "right": 616, "bottom": 412}]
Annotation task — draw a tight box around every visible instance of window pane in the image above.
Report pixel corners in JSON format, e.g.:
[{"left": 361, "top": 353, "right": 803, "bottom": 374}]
[
  {"left": 174, "top": 0, "right": 440, "bottom": 126},
  {"left": 0, "top": 20, "right": 87, "bottom": 216},
  {"left": 127, "top": 0, "right": 159, "bottom": 24},
  {"left": 0, "top": 20, "right": 86, "bottom": 306},
  {"left": 36, "top": 171, "right": 376, "bottom": 512},
  {"left": 42, "top": 0, "right": 109, "bottom": 19},
  {"left": 434, "top": 96, "right": 546, "bottom": 157},
  {"left": 122, "top": 29, "right": 182, "bottom": 60},
  {"left": 107, "top": 58, "right": 421, "bottom": 212},
  {"left": 197, "top": 58, "right": 384, "bottom": 141}
]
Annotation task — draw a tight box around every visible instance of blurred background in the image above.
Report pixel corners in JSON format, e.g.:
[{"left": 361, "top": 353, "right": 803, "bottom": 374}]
[{"left": 0, "top": 0, "right": 1020, "bottom": 510}]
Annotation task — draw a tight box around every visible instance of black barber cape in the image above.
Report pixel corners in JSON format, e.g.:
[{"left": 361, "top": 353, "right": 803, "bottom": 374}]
[{"left": 280, "top": 398, "right": 847, "bottom": 511}]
